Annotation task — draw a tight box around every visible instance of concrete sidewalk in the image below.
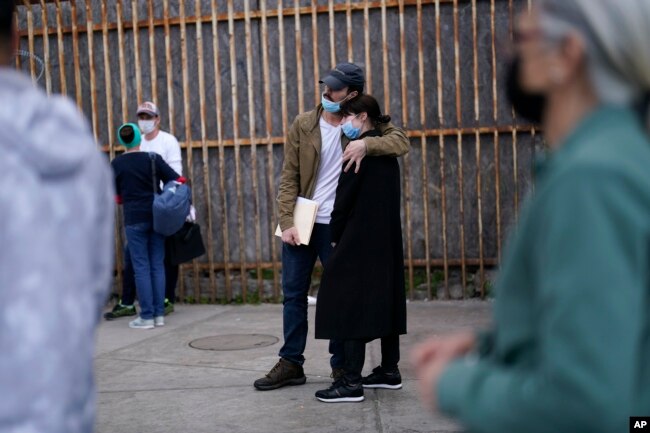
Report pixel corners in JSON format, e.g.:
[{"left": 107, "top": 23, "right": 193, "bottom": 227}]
[{"left": 95, "top": 300, "right": 492, "bottom": 433}]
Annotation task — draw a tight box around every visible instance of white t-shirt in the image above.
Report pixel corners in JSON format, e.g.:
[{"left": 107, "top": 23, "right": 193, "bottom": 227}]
[
  {"left": 312, "top": 117, "right": 343, "bottom": 224},
  {"left": 141, "top": 130, "right": 183, "bottom": 176}
]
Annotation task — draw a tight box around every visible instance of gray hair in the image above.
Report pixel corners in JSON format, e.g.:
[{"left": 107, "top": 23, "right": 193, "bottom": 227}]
[{"left": 537, "top": 0, "right": 650, "bottom": 126}]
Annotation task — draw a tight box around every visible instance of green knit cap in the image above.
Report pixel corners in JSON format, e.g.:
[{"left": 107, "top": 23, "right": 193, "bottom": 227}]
[{"left": 117, "top": 123, "right": 142, "bottom": 148}]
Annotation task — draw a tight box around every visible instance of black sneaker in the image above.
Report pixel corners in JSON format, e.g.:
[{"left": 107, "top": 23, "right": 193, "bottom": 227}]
[
  {"left": 253, "top": 358, "right": 307, "bottom": 391},
  {"left": 362, "top": 366, "right": 402, "bottom": 389},
  {"left": 103, "top": 303, "right": 137, "bottom": 320},
  {"left": 315, "top": 379, "right": 364, "bottom": 403}
]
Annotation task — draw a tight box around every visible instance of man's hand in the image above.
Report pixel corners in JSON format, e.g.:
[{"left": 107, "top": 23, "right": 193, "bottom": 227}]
[
  {"left": 281, "top": 227, "right": 301, "bottom": 246},
  {"left": 342, "top": 139, "right": 367, "bottom": 173},
  {"left": 411, "top": 331, "right": 476, "bottom": 411}
]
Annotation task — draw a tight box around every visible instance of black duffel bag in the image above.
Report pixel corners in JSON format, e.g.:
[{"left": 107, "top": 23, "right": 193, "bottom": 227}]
[{"left": 166, "top": 222, "right": 206, "bottom": 266}]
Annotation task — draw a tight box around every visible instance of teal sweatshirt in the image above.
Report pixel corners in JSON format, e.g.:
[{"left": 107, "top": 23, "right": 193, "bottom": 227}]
[{"left": 437, "top": 106, "right": 650, "bottom": 433}]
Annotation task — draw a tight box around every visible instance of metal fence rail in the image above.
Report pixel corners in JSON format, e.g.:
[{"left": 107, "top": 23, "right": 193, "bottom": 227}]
[{"left": 14, "top": 0, "right": 540, "bottom": 302}]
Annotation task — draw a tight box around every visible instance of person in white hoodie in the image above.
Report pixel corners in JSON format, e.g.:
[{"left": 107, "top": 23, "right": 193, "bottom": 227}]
[{"left": 0, "top": 3, "right": 114, "bottom": 432}]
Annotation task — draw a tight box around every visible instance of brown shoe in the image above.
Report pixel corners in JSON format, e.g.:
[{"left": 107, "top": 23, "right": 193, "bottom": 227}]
[{"left": 253, "top": 358, "right": 306, "bottom": 391}]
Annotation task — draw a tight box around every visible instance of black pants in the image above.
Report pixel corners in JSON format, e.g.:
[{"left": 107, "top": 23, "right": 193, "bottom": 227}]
[
  {"left": 121, "top": 242, "right": 179, "bottom": 305},
  {"left": 343, "top": 335, "right": 400, "bottom": 384}
]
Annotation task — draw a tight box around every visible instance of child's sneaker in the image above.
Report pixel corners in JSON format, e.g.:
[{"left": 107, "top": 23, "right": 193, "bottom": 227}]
[{"left": 128, "top": 317, "right": 154, "bottom": 329}]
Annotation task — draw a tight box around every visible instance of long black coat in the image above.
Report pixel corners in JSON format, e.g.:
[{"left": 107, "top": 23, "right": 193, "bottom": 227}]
[{"left": 315, "top": 130, "right": 407, "bottom": 340}]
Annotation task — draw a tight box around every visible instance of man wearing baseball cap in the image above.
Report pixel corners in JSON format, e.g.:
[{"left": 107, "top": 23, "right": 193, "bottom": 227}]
[
  {"left": 253, "top": 62, "right": 409, "bottom": 392},
  {"left": 105, "top": 101, "right": 184, "bottom": 320}
]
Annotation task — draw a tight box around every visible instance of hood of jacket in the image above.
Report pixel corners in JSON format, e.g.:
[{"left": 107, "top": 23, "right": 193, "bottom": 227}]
[{"left": 0, "top": 68, "right": 96, "bottom": 178}]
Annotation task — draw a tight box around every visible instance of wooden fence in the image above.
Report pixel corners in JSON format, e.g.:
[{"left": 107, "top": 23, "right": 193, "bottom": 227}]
[{"left": 13, "top": 0, "right": 541, "bottom": 302}]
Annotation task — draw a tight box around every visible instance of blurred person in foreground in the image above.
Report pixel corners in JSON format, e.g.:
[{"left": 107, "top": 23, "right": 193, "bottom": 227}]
[
  {"left": 412, "top": 1, "right": 650, "bottom": 432},
  {"left": 0, "top": 2, "right": 115, "bottom": 432}
]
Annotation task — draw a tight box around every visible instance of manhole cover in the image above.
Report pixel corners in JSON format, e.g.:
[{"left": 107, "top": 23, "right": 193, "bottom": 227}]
[{"left": 189, "top": 334, "right": 279, "bottom": 351}]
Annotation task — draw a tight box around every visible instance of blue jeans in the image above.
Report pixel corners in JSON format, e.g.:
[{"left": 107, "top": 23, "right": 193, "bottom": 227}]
[
  {"left": 125, "top": 221, "right": 166, "bottom": 320},
  {"left": 278, "top": 223, "right": 343, "bottom": 368},
  {"left": 121, "top": 243, "right": 179, "bottom": 305}
]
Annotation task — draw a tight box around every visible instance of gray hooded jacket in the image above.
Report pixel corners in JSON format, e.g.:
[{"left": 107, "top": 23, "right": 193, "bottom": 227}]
[{"left": 0, "top": 69, "right": 114, "bottom": 433}]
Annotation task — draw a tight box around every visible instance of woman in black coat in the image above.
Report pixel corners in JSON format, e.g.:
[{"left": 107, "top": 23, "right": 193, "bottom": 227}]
[{"left": 314, "top": 95, "right": 407, "bottom": 403}]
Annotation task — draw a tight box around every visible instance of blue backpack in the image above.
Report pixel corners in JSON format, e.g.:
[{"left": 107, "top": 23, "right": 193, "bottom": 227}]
[{"left": 150, "top": 153, "right": 191, "bottom": 236}]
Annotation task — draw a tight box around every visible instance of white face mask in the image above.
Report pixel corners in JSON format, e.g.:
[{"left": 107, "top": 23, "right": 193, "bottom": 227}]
[{"left": 138, "top": 119, "right": 156, "bottom": 135}]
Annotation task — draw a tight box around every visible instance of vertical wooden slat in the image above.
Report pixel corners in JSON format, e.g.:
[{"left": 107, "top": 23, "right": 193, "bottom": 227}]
[
  {"left": 23, "top": 1, "right": 36, "bottom": 82},
  {"left": 39, "top": 1, "right": 51, "bottom": 94},
  {"left": 227, "top": 0, "right": 248, "bottom": 301},
  {"left": 435, "top": 0, "right": 449, "bottom": 297},
  {"left": 101, "top": 1, "right": 114, "bottom": 156},
  {"left": 244, "top": 0, "right": 263, "bottom": 299},
  {"left": 14, "top": 8, "right": 21, "bottom": 70},
  {"left": 311, "top": 0, "right": 320, "bottom": 107},
  {"left": 178, "top": 0, "right": 201, "bottom": 301},
  {"left": 293, "top": 0, "right": 304, "bottom": 114},
  {"left": 163, "top": 0, "right": 175, "bottom": 136},
  {"left": 210, "top": 0, "right": 233, "bottom": 301},
  {"left": 416, "top": 0, "right": 432, "bottom": 300},
  {"left": 70, "top": 0, "right": 81, "bottom": 109},
  {"left": 345, "top": 0, "right": 353, "bottom": 62},
  {"left": 278, "top": 0, "right": 289, "bottom": 302},
  {"left": 131, "top": 0, "right": 142, "bottom": 104},
  {"left": 328, "top": 0, "right": 335, "bottom": 66},
  {"left": 363, "top": 0, "right": 372, "bottom": 94},
  {"left": 380, "top": 0, "right": 389, "bottom": 112},
  {"left": 113, "top": 0, "right": 128, "bottom": 294},
  {"left": 195, "top": 0, "right": 217, "bottom": 302},
  {"left": 278, "top": 0, "right": 288, "bottom": 171},
  {"left": 260, "top": 0, "right": 280, "bottom": 301},
  {"left": 490, "top": 0, "right": 502, "bottom": 259},
  {"left": 472, "top": 0, "right": 485, "bottom": 297},
  {"left": 509, "top": 0, "right": 519, "bottom": 221},
  {"left": 100, "top": 0, "right": 123, "bottom": 297},
  {"left": 85, "top": 0, "right": 98, "bottom": 141},
  {"left": 452, "top": 0, "right": 467, "bottom": 295},
  {"left": 54, "top": 0, "right": 66, "bottom": 95},
  {"left": 147, "top": 0, "right": 157, "bottom": 104},
  {"left": 398, "top": 0, "right": 413, "bottom": 298},
  {"left": 116, "top": 0, "right": 128, "bottom": 123}
]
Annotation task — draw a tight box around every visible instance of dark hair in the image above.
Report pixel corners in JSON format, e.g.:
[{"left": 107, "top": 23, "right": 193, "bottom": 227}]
[
  {"left": 340, "top": 94, "right": 391, "bottom": 125},
  {"left": 0, "top": 2, "right": 14, "bottom": 43},
  {"left": 119, "top": 124, "right": 136, "bottom": 144},
  {"left": 347, "top": 84, "right": 364, "bottom": 96}
]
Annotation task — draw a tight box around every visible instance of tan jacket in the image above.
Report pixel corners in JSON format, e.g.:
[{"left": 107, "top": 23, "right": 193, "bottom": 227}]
[{"left": 277, "top": 104, "right": 409, "bottom": 231}]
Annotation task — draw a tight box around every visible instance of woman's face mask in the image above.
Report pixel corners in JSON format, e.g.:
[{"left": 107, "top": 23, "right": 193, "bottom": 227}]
[
  {"left": 342, "top": 114, "right": 362, "bottom": 139},
  {"left": 138, "top": 119, "right": 157, "bottom": 135}
]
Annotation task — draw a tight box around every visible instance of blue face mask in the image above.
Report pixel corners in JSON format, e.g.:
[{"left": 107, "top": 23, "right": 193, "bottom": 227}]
[
  {"left": 342, "top": 117, "right": 362, "bottom": 140},
  {"left": 321, "top": 93, "right": 341, "bottom": 113}
]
